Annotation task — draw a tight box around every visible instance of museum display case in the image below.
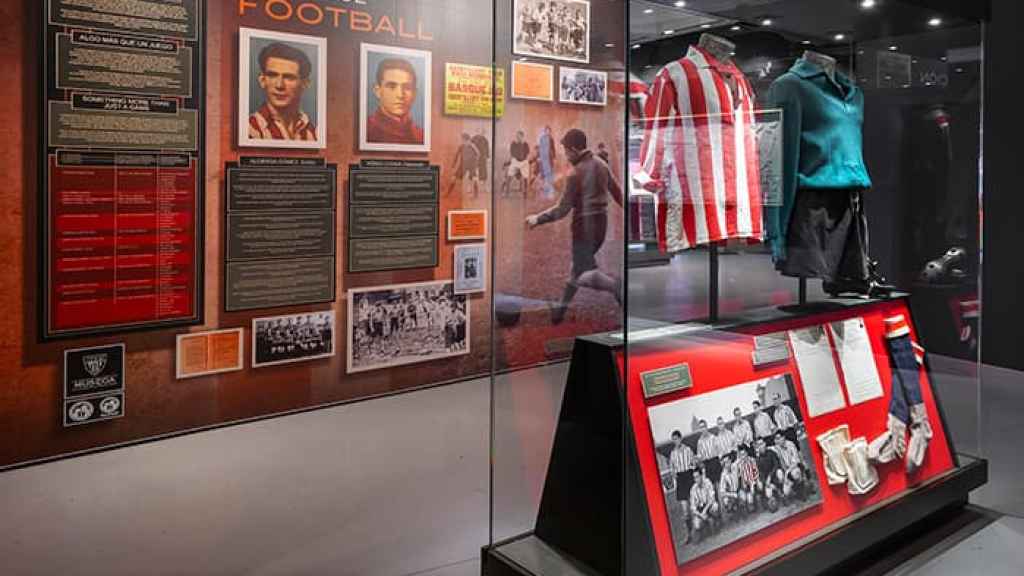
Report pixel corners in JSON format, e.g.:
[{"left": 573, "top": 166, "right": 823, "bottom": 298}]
[{"left": 486, "top": 1, "right": 987, "bottom": 574}]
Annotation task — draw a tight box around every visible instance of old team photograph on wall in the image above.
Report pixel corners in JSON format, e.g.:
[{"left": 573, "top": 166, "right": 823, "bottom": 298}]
[
  {"left": 360, "top": 43, "right": 432, "bottom": 153},
  {"left": 347, "top": 281, "right": 469, "bottom": 374},
  {"left": 239, "top": 27, "right": 327, "bottom": 149},
  {"left": 252, "top": 311, "right": 336, "bottom": 368},
  {"left": 559, "top": 66, "right": 607, "bottom": 106},
  {"left": 513, "top": 0, "right": 591, "bottom": 63},
  {"left": 647, "top": 374, "right": 823, "bottom": 565}
]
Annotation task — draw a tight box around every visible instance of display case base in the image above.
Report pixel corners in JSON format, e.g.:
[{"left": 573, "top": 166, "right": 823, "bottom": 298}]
[{"left": 483, "top": 457, "right": 987, "bottom": 576}]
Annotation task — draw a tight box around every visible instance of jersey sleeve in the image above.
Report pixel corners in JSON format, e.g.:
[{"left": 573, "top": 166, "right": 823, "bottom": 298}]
[
  {"left": 635, "top": 68, "right": 680, "bottom": 191},
  {"left": 766, "top": 75, "right": 804, "bottom": 262}
]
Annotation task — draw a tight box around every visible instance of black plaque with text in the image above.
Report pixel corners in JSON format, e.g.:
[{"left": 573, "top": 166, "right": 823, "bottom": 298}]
[
  {"left": 225, "top": 162, "right": 338, "bottom": 311},
  {"left": 347, "top": 163, "right": 440, "bottom": 272},
  {"left": 42, "top": 0, "right": 205, "bottom": 340}
]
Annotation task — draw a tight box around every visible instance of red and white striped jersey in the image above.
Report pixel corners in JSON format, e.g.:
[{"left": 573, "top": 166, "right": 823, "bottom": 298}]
[
  {"left": 248, "top": 104, "right": 318, "bottom": 142},
  {"left": 636, "top": 46, "right": 764, "bottom": 252}
]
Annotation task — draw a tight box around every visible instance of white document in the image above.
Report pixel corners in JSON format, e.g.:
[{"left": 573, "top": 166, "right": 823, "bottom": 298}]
[
  {"left": 789, "top": 325, "right": 847, "bottom": 417},
  {"left": 829, "top": 317, "right": 884, "bottom": 405}
]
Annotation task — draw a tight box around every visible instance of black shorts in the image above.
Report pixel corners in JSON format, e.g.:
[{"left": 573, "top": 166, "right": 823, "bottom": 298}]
[
  {"left": 675, "top": 471, "right": 694, "bottom": 502},
  {"left": 570, "top": 213, "right": 608, "bottom": 279},
  {"left": 778, "top": 189, "right": 870, "bottom": 282}
]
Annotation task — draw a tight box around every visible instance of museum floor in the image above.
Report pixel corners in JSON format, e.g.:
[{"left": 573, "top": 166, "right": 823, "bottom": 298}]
[{"left": 0, "top": 355, "right": 1017, "bottom": 575}]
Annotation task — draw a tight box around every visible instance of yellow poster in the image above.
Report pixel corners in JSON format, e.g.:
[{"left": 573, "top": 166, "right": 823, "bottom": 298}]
[{"left": 444, "top": 63, "right": 505, "bottom": 118}]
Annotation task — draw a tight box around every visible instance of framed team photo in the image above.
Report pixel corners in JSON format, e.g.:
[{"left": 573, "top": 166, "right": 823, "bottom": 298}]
[
  {"left": 252, "top": 311, "right": 336, "bottom": 368},
  {"left": 559, "top": 66, "right": 607, "bottom": 106},
  {"left": 513, "top": 0, "right": 591, "bottom": 64},
  {"left": 647, "top": 374, "right": 823, "bottom": 566},
  {"left": 347, "top": 281, "right": 469, "bottom": 374},
  {"left": 359, "top": 43, "right": 432, "bottom": 153},
  {"left": 238, "top": 28, "right": 327, "bottom": 150},
  {"left": 510, "top": 61, "right": 554, "bottom": 101}
]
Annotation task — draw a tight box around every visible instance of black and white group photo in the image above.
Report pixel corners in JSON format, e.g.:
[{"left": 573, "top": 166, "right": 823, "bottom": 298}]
[
  {"left": 647, "top": 375, "right": 823, "bottom": 565},
  {"left": 559, "top": 67, "right": 607, "bottom": 106},
  {"left": 252, "top": 311, "right": 335, "bottom": 368},
  {"left": 513, "top": 0, "right": 591, "bottom": 63},
  {"left": 347, "top": 281, "right": 469, "bottom": 374}
]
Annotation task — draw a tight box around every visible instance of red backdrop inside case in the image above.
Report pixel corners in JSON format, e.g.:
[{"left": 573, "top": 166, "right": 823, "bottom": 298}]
[{"left": 618, "top": 299, "right": 955, "bottom": 576}]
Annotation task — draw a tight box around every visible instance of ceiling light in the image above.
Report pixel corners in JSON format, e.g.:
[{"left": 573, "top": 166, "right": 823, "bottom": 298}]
[
  {"left": 860, "top": 0, "right": 876, "bottom": 8},
  {"left": 663, "top": 29, "right": 675, "bottom": 35},
  {"left": 675, "top": 1, "right": 686, "bottom": 7},
  {"left": 730, "top": 52, "right": 736, "bottom": 57},
  {"left": 888, "top": 45, "right": 898, "bottom": 51},
  {"left": 643, "top": 8, "right": 653, "bottom": 14},
  {"left": 605, "top": 43, "right": 615, "bottom": 48},
  {"left": 730, "top": 25, "right": 742, "bottom": 31},
  {"left": 956, "top": 67, "right": 964, "bottom": 73},
  {"left": 631, "top": 44, "right": 641, "bottom": 50},
  {"left": 928, "top": 17, "right": 943, "bottom": 27},
  {"left": 834, "top": 33, "right": 846, "bottom": 41},
  {"left": 761, "top": 18, "right": 773, "bottom": 26},
  {"left": 701, "top": 24, "right": 712, "bottom": 29},
  {"left": 940, "top": 56, "right": 947, "bottom": 61},
  {"left": 801, "top": 40, "right": 811, "bottom": 45}
]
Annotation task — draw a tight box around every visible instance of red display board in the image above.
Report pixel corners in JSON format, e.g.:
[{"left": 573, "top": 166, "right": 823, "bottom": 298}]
[
  {"left": 620, "top": 299, "right": 955, "bottom": 576},
  {"left": 46, "top": 152, "right": 200, "bottom": 336}
]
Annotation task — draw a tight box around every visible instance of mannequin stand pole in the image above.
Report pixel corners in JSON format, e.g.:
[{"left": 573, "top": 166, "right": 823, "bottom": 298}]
[
  {"left": 709, "top": 245, "right": 720, "bottom": 323},
  {"left": 799, "top": 278, "right": 808, "bottom": 305}
]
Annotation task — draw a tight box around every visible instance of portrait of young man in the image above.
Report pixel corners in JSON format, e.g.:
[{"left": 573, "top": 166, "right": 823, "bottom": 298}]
[
  {"left": 360, "top": 43, "right": 432, "bottom": 153},
  {"left": 239, "top": 28, "right": 327, "bottom": 149}
]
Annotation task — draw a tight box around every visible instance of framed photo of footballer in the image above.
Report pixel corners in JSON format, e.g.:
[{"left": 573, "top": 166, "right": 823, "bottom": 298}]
[
  {"left": 347, "top": 281, "right": 469, "bottom": 374},
  {"left": 252, "top": 311, "right": 335, "bottom": 368},
  {"left": 513, "top": 0, "right": 591, "bottom": 64},
  {"left": 359, "top": 43, "right": 432, "bottom": 153},
  {"left": 558, "top": 66, "right": 607, "bottom": 106},
  {"left": 239, "top": 28, "right": 327, "bottom": 150},
  {"left": 647, "top": 374, "right": 823, "bottom": 566}
]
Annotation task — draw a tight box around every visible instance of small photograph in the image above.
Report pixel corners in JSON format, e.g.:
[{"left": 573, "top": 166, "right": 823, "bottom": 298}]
[
  {"left": 454, "top": 244, "right": 487, "bottom": 295},
  {"left": 647, "top": 374, "right": 823, "bottom": 566},
  {"left": 348, "top": 281, "right": 469, "bottom": 373},
  {"left": 513, "top": 0, "right": 591, "bottom": 63},
  {"left": 360, "top": 43, "right": 432, "bottom": 153},
  {"left": 559, "top": 67, "right": 607, "bottom": 106},
  {"left": 239, "top": 27, "right": 327, "bottom": 149},
  {"left": 252, "top": 311, "right": 335, "bottom": 368},
  {"left": 510, "top": 61, "right": 555, "bottom": 101}
]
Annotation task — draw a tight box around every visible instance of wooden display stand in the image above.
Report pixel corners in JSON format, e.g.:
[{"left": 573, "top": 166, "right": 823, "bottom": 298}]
[{"left": 483, "top": 297, "right": 987, "bottom": 576}]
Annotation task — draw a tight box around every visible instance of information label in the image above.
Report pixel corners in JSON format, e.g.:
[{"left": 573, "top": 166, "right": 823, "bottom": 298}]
[
  {"left": 224, "top": 162, "right": 338, "bottom": 311},
  {"left": 43, "top": 0, "right": 204, "bottom": 339},
  {"left": 640, "top": 363, "right": 693, "bottom": 399},
  {"left": 348, "top": 163, "right": 440, "bottom": 272},
  {"left": 226, "top": 257, "right": 336, "bottom": 312}
]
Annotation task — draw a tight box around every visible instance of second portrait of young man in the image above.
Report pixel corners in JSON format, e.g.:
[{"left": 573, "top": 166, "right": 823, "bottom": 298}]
[
  {"left": 239, "top": 28, "right": 327, "bottom": 150},
  {"left": 360, "top": 43, "right": 433, "bottom": 153}
]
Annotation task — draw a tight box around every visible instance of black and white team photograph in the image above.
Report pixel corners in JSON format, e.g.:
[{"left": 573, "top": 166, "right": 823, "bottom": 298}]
[
  {"left": 252, "top": 311, "right": 335, "bottom": 368},
  {"left": 513, "top": 0, "right": 591, "bottom": 63},
  {"left": 347, "top": 281, "right": 469, "bottom": 374},
  {"left": 559, "top": 67, "right": 607, "bottom": 106},
  {"left": 647, "top": 375, "right": 823, "bottom": 565}
]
